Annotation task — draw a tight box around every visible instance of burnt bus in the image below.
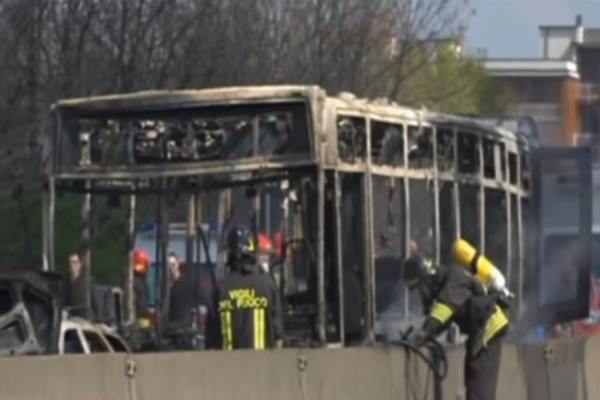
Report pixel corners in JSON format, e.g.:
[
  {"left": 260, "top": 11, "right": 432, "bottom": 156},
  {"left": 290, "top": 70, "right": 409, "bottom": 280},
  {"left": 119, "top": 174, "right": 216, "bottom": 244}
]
[
  {"left": 0, "top": 270, "right": 62, "bottom": 355},
  {"left": 44, "top": 86, "right": 592, "bottom": 348}
]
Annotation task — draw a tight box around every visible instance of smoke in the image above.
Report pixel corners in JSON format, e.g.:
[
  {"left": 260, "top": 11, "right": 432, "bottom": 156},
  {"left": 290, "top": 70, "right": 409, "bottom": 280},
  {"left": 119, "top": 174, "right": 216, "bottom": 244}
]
[
  {"left": 375, "top": 279, "right": 426, "bottom": 341},
  {"left": 507, "top": 166, "right": 596, "bottom": 342}
]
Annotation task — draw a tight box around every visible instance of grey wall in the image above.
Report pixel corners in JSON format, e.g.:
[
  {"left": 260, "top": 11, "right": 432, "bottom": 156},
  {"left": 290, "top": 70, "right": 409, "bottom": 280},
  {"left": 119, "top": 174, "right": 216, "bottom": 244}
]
[{"left": 2, "top": 336, "right": 600, "bottom": 400}]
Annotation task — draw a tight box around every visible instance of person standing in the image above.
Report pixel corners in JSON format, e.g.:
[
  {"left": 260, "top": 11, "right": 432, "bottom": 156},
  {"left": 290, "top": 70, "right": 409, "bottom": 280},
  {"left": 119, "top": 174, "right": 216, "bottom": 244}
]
[
  {"left": 404, "top": 239, "right": 510, "bottom": 400},
  {"left": 132, "top": 250, "right": 151, "bottom": 328},
  {"left": 165, "top": 252, "right": 208, "bottom": 349},
  {"left": 66, "top": 253, "right": 87, "bottom": 317},
  {"left": 218, "top": 226, "right": 283, "bottom": 350}
]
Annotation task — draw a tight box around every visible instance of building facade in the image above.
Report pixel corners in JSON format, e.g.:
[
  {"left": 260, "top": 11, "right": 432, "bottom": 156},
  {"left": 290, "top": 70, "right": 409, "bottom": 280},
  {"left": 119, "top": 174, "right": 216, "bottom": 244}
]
[{"left": 483, "top": 15, "right": 600, "bottom": 148}]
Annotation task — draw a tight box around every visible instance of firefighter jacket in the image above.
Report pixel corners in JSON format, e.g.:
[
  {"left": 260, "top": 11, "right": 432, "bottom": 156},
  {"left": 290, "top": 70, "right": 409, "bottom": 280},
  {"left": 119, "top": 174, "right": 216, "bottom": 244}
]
[
  {"left": 218, "top": 262, "right": 283, "bottom": 350},
  {"left": 420, "top": 264, "right": 509, "bottom": 355}
]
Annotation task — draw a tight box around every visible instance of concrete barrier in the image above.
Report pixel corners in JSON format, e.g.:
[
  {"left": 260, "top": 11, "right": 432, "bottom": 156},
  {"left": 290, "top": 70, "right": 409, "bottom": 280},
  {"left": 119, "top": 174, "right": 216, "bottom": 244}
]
[
  {"left": 495, "top": 345, "right": 528, "bottom": 400},
  {"left": 0, "top": 353, "right": 129, "bottom": 400},
  {"left": 2, "top": 336, "right": 600, "bottom": 400}
]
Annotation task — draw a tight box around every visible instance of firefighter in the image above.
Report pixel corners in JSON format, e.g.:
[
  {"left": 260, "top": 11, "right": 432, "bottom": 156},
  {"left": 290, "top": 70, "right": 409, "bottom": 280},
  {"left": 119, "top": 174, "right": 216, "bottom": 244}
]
[
  {"left": 132, "top": 250, "right": 151, "bottom": 329},
  {"left": 256, "top": 232, "right": 274, "bottom": 274},
  {"left": 404, "top": 239, "right": 510, "bottom": 400},
  {"left": 218, "top": 226, "right": 283, "bottom": 350}
]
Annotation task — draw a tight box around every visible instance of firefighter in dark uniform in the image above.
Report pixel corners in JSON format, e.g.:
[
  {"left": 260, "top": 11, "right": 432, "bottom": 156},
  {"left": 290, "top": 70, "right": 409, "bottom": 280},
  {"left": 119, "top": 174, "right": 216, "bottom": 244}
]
[
  {"left": 132, "top": 249, "right": 151, "bottom": 329},
  {"left": 218, "top": 226, "right": 283, "bottom": 350},
  {"left": 404, "top": 240, "right": 510, "bottom": 400}
]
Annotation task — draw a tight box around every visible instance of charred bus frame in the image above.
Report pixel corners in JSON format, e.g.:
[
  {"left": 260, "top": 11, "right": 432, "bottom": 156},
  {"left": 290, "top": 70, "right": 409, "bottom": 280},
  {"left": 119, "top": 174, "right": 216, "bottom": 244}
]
[{"left": 44, "top": 86, "right": 531, "bottom": 347}]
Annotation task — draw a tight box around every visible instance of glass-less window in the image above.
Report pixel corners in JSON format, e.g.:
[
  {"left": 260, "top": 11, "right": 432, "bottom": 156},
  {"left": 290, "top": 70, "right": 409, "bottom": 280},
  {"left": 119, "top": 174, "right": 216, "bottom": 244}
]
[
  {"left": 105, "top": 334, "right": 128, "bottom": 352},
  {"left": 63, "top": 329, "right": 84, "bottom": 354},
  {"left": 83, "top": 331, "right": 109, "bottom": 353}
]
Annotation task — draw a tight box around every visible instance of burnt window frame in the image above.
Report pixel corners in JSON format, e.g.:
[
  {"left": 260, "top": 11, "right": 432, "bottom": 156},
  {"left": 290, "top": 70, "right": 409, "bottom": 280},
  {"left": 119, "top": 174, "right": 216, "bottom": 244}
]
[
  {"left": 55, "top": 101, "right": 314, "bottom": 171},
  {"left": 436, "top": 127, "right": 455, "bottom": 172},
  {"left": 482, "top": 137, "right": 496, "bottom": 179},
  {"left": 369, "top": 120, "right": 404, "bottom": 167},
  {"left": 457, "top": 131, "right": 480, "bottom": 175},
  {"left": 336, "top": 115, "right": 367, "bottom": 165},
  {"left": 407, "top": 125, "right": 434, "bottom": 169},
  {"left": 508, "top": 152, "right": 518, "bottom": 185}
]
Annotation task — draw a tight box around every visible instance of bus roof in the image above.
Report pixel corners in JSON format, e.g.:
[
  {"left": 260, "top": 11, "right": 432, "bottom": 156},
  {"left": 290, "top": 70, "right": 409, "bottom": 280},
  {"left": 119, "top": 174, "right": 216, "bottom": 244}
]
[
  {"left": 53, "top": 84, "right": 525, "bottom": 144},
  {"left": 327, "top": 94, "right": 523, "bottom": 143},
  {"left": 52, "top": 85, "right": 323, "bottom": 113}
]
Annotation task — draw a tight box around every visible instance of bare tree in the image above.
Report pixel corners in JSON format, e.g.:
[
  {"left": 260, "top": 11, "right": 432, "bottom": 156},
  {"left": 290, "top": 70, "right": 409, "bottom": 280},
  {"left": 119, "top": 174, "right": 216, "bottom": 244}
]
[{"left": 0, "top": 0, "right": 474, "bottom": 267}]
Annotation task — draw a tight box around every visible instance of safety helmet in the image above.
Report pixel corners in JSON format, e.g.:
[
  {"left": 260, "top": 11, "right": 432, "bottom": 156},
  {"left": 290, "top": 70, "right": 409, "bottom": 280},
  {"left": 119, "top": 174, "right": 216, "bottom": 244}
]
[
  {"left": 273, "top": 231, "right": 285, "bottom": 258},
  {"left": 226, "top": 226, "right": 256, "bottom": 262},
  {"left": 133, "top": 249, "right": 150, "bottom": 275},
  {"left": 257, "top": 233, "right": 273, "bottom": 254}
]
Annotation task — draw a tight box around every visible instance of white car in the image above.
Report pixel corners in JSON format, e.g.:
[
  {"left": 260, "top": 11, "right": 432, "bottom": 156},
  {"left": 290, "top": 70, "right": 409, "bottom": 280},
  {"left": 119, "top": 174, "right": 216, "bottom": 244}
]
[{"left": 59, "top": 317, "right": 130, "bottom": 355}]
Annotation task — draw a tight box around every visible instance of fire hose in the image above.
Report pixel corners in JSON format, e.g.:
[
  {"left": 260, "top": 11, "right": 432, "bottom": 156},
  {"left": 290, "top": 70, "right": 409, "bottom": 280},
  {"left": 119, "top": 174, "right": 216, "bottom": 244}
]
[{"left": 391, "top": 327, "right": 448, "bottom": 400}]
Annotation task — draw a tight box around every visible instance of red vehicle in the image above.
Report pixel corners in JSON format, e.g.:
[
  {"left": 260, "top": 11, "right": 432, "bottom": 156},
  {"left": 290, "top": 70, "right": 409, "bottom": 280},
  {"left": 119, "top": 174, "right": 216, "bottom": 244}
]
[
  {"left": 551, "top": 276, "right": 600, "bottom": 338},
  {"left": 572, "top": 277, "right": 600, "bottom": 336}
]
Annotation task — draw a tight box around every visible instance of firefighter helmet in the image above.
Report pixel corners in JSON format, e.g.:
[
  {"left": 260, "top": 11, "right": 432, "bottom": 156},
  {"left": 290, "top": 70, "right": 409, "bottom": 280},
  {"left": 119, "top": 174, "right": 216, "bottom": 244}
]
[
  {"left": 257, "top": 233, "right": 273, "bottom": 254},
  {"left": 133, "top": 249, "right": 150, "bottom": 275},
  {"left": 226, "top": 226, "right": 256, "bottom": 261}
]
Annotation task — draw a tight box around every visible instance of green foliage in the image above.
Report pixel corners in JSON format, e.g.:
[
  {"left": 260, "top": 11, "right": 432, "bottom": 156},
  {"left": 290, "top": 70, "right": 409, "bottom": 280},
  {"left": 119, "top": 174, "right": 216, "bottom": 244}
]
[
  {"left": 0, "top": 193, "right": 40, "bottom": 267},
  {"left": 401, "top": 44, "right": 509, "bottom": 115},
  {"left": 0, "top": 165, "right": 128, "bottom": 284},
  {"left": 90, "top": 198, "right": 129, "bottom": 285},
  {"left": 0, "top": 0, "right": 499, "bottom": 284},
  {"left": 0, "top": 161, "right": 42, "bottom": 269},
  {"left": 53, "top": 193, "right": 81, "bottom": 276}
]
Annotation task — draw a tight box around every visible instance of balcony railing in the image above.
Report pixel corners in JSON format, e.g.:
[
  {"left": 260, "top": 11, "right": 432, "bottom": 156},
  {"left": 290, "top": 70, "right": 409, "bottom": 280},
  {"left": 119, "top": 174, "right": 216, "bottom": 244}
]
[
  {"left": 581, "top": 83, "right": 600, "bottom": 103},
  {"left": 574, "top": 132, "right": 600, "bottom": 146},
  {"left": 514, "top": 103, "right": 562, "bottom": 121}
]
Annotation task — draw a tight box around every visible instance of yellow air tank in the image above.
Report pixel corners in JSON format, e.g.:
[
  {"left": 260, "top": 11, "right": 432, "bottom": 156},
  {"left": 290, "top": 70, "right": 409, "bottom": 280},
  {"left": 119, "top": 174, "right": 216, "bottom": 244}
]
[{"left": 453, "top": 238, "right": 513, "bottom": 297}]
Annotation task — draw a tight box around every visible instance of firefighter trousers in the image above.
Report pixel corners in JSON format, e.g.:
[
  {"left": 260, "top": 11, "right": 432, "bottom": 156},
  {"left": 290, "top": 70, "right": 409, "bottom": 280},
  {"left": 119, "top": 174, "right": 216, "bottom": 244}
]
[{"left": 464, "top": 337, "right": 503, "bottom": 400}]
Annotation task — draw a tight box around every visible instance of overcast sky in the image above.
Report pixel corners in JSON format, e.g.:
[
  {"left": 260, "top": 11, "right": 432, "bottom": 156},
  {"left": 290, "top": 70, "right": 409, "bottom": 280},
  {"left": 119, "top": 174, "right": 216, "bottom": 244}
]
[{"left": 467, "top": 0, "right": 600, "bottom": 58}]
